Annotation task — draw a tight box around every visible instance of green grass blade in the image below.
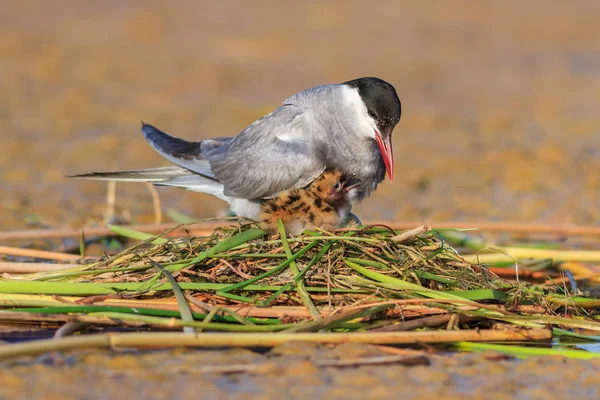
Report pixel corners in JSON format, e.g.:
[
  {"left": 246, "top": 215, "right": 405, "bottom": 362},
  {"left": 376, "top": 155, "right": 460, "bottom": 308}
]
[
  {"left": 137, "top": 271, "right": 164, "bottom": 292},
  {"left": 86, "top": 312, "right": 290, "bottom": 332},
  {"left": 204, "top": 228, "right": 267, "bottom": 258},
  {"left": 348, "top": 258, "right": 456, "bottom": 285},
  {"left": 150, "top": 260, "right": 195, "bottom": 333},
  {"left": 345, "top": 258, "right": 391, "bottom": 270},
  {"left": 0, "top": 281, "right": 116, "bottom": 296},
  {"left": 434, "top": 230, "right": 488, "bottom": 251},
  {"left": 277, "top": 220, "right": 319, "bottom": 317},
  {"left": 0, "top": 280, "right": 363, "bottom": 296},
  {"left": 553, "top": 328, "right": 600, "bottom": 341},
  {"left": 455, "top": 342, "right": 600, "bottom": 359},
  {"left": 79, "top": 230, "right": 86, "bottom": 258},
  {"left": 445, "top": 289, "right": 509, "bottom": 301},
  {"left": 7, "top": 306, "right": 280, "bottom": 325},
  {"left": 259, "top": 283, "right": 294, "bottom": 306},
  {"left": 199, "top": 306, "right": 256, "bottom": 326},
  {"left": 166, "top": 209, "right": 197, "bottom": 223},
  {"left": 414, "top": 271, "right": 455, "bottom": 285},
  {"left": 107, "top": 224, "right": 169, "bottom": 244},
  {"left": 214, "top": 291, "right": 259, "bottom": 304},
  {"left": 343, "top": 259, "right": 466, "bottom": 301}
]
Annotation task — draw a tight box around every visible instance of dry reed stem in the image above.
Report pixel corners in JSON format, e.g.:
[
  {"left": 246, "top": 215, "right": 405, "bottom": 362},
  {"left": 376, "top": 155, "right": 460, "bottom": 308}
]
[
  {"left": 133, "top": 301, "right": 443, "bottom": 319},
  {"left": 370, "top": 314, "right": 455, "bottom": 332},
  {"left": 4, "top": 293, "right": 527, "bottom": 318},
  {"left": 90, "top": 300, "right": 444, "bottom": 319},
  {"left": 0, "top": 262, "right": 81, "bottom": 274},
  {"left": 0, "top": 328, "right": 552, "bottom": 360},
  {"left": 0, "top": 311, "right": 133, "bottom": 326},
  {"left": 391, "top": 225, "right": 430, "bottom": 243},
  {"left": 0, "top": 295, "right": 471, "bottom": 320},
  {"left": 4, "top": 221, "right": 600, "bottom": 241},
  {"left": 467, "top": 248, "right": 600, "bottom": 263},
  {"left": 145, "top": 182, "right": 163, "bottom": 225},
  {"left": 331, "top": 298, "right": 511, "bottom": 315},
  {"left": 0, "top": 246, "right": 81, "bottom": 262},
  {"left": 545, "top": 274, "right": 600, "bottom": 285},
  {"left": 102, "top": 180, "right": 117, "bottom": 225},
  {"left": 557, "top": 261, "right": 600, "bottom": 284},
  {"left": 487, "top": 267, "right": 549, "bottom": 280},
  {"left": 0, "top": 223, "right": 223, "bottom": 241}
]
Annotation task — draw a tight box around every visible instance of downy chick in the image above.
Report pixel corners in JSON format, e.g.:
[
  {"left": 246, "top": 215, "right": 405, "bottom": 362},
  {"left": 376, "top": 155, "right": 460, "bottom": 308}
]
[{"left": 259, "top": 170, "right": 361, "bottom": 234}]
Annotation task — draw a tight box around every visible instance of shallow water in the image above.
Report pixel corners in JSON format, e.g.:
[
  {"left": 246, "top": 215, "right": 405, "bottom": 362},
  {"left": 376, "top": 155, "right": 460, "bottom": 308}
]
[
  {"left": 2, "top": 1, "right": 600, "bottom": 396},
  {"left": 2, "top": 1, "right": 600, "bottom": 229},
  {"left": 1, "top": 343, "right": 599, "bottom": 400}
]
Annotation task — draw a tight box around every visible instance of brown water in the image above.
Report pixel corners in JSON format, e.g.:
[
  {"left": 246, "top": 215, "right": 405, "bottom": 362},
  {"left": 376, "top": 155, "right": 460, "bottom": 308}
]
[
  {"left": 2, "top": 1, "right": 600, "bottom": 229},
  {"left": 2, "top": 1, "right": 600, "bottom": 396},
  {"left": 2, "top": 344, "right": 600, "bottom": 400}
]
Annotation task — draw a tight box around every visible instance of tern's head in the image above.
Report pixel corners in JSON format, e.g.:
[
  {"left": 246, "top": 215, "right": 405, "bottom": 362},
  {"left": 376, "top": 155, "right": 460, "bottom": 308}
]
[
  {"left": 342, "top": 77, "right": 401, "bottom": 181},
  {"left": 309, "top": 170, "right": 362, "bottom": 207}
]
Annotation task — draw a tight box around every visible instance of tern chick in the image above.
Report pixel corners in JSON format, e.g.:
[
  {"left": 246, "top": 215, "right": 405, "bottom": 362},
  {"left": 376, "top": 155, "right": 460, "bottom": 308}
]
[{"left": 259, "top": 170, "right": 361, "bottom": 234}]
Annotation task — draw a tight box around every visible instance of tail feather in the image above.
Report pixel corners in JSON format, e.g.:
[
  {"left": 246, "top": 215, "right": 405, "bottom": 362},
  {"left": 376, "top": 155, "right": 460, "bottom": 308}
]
[
  {"left": 155, "top": 175, "right": 228, "bottom": 202},
  {"left": 69, "top": 122, "right": 233, "bottom": 203},
  {"left": 68, "top": 166, "right": 192, "bottom": 182},
  {"left": 69, "top": 166, "right": 230, "bottom": 203},
  {"left": 142, "top": 123, "right": 220, "bottom": 178}
]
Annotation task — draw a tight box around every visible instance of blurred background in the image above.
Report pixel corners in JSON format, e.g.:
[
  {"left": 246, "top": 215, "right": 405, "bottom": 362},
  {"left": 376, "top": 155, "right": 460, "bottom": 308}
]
[{"left": 1, "top": 0, "right": 600, "bottom": 230}]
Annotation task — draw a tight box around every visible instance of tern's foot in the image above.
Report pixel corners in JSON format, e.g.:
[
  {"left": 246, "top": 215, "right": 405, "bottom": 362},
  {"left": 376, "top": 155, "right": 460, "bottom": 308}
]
[{"left": 343, "top": 212, "right": 362, "bottom": 228}]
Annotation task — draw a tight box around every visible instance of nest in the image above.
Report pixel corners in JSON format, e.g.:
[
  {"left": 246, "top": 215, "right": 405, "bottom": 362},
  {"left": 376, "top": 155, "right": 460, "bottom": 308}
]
[
  {"left": 71, "top": 223, "right": 515, "bottom": 309},
  {"left": 3, "top": 222, "right": 600, "bottom": 356}
]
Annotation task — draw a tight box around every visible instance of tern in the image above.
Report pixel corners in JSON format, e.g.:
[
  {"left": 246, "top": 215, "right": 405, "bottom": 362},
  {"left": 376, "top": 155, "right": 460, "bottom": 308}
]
[{"left": 72, "top": 77, "right": 401, "bottom": 219}]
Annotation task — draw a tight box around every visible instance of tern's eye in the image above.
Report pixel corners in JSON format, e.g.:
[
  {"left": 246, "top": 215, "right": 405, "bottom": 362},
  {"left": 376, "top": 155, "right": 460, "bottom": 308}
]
[{"left": 333, "top": 182, "right": 341, "bottom": 190}]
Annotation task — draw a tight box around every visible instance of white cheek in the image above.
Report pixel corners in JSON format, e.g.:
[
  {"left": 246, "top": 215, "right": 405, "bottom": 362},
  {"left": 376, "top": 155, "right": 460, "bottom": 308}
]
[
  {"left": 341, "top": 86, "right": 378, "bottom": 139},
  {"left": 361, "top": 118, "right": 378, "bottom": 139}
]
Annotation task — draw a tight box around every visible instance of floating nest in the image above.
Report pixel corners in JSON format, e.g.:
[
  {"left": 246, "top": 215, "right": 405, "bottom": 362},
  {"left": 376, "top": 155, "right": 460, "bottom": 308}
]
[
  {"left": 62, "top": 223, "right": 520, "bottom": 309},
  {"left": 2, "top": 222, "right": 600, "bottom": 358}
]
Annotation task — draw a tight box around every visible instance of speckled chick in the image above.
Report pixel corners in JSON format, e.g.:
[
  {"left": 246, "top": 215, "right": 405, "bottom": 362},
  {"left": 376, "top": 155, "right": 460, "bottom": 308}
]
[{"left": 259, "top": 170, "right": 361, "bottom": 234}]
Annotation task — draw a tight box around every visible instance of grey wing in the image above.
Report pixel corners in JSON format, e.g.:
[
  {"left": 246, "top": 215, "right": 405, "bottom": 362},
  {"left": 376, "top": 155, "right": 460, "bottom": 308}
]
[{"left": 208, "top": 104, "right": 325, "bottom": 199}]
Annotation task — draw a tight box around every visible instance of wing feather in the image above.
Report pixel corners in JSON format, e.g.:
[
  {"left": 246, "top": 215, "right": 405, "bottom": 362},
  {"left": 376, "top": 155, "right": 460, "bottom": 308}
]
[{"left": 207, "top": 104, "right": 324, "bottom": 199}]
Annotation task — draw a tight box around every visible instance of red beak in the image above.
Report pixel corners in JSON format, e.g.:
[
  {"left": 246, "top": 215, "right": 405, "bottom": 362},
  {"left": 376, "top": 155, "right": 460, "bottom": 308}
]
[{"left": 374, "top": 130, "right": 394, "bottom": 181}]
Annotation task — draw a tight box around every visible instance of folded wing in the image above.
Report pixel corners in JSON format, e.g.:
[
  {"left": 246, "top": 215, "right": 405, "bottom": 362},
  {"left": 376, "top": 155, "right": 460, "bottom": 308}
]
[
  {"left": 207, "top": 104, "right": 324, "bottom": 199},
  {"left": 142, "top": 105, "right": 325, "bottom": 200}
]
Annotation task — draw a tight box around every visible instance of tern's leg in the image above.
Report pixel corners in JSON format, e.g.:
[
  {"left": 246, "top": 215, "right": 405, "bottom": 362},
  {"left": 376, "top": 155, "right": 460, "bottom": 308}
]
[{"left": 343, "top": 212, "right": 362, "bottom": 227}]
